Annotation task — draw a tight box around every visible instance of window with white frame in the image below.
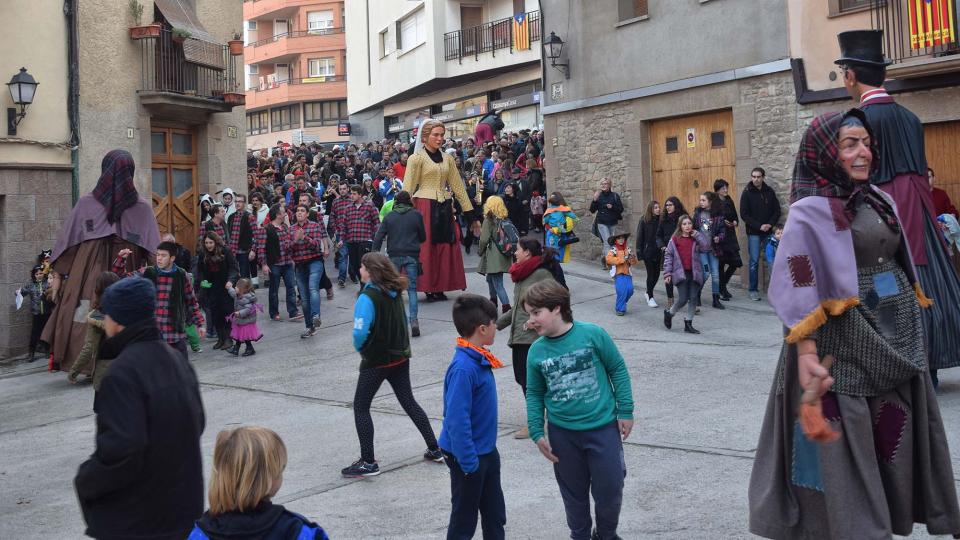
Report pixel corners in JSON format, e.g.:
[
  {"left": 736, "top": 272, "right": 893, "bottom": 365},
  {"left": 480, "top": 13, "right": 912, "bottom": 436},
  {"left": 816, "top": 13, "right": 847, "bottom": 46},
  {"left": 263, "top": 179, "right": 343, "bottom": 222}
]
[
  {"left": 248, "top": 64, "right": 259, "bottom": 74},
  {"left": 308, "top": 58, "right": 336, "bottom": 78},
  {"left": 398, "top": 8, "right": 425, "bottom": 51},
  {"left": 247, "top": 20, "right": 257, "bottom": 30},
  {"left": 379, "top": 26, "right": 393, "bottom": 57},
  {"left": 307, "top": 10, "right": 334, "bottom": 33}
]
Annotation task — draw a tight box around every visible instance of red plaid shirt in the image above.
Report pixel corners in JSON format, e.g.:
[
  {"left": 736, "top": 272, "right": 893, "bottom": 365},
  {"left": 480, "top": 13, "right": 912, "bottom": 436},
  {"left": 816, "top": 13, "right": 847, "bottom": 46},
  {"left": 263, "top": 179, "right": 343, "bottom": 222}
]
[
  {"left": 335, "top": 199, "right": 380, "bottom": 243},
  {"left": 198, "top": 219, "right": 228, "bottom": 252},
  {"left": 227, "top": 210, "right": 257, "bottom": 255},
  {"left": 289, "top": 220, "right": 328, "bottom": 263},
  {"left": 111, "top": 257, "right": 204, "bottom": 343},
  {"left": 255, "top": 223, "right": 294, "bottom": 266}
]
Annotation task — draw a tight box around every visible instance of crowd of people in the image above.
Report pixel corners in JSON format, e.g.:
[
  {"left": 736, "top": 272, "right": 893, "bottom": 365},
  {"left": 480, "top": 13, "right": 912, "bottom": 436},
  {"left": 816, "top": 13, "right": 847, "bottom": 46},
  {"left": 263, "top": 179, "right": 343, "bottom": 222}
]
[{"left": 15, "top": 28, "right": 960, "bottom": 540}]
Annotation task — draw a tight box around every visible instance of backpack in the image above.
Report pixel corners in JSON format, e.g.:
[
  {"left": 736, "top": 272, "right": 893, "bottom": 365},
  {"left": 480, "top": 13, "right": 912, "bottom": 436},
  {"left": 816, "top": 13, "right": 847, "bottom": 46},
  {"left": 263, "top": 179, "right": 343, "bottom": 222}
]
[{"left": 494, "top": 218, "right": 520, "bottom": 256}]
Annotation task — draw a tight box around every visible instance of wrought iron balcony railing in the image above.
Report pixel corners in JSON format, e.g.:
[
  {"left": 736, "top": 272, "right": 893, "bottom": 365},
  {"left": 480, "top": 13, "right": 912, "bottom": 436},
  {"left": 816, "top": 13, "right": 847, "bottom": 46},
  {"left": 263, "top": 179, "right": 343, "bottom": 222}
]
[
  {"left": 247, "top": 27, "right": 345, "bottom": 48},
  {"left": 443, "top": 10, "right": 541, "bottom": 63},
  {"left": 138, "top": 28, "right": 243, "bottom": 100},
  {"left": 870, "top": 0, "right": 960, "bottom": 64}
]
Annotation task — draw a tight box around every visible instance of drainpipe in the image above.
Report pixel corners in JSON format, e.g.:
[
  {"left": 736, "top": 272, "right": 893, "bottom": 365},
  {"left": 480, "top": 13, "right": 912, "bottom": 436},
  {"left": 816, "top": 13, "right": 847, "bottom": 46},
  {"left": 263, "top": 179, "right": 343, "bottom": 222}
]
[{"left": 64, "top": 0, "right": 81, "bottom": 204}]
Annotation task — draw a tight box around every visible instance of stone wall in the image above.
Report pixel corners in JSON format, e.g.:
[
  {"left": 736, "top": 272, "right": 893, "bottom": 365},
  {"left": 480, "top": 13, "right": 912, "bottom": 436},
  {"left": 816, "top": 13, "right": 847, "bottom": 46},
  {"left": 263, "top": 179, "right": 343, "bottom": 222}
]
[
  {"left": 545, "top": 70, "right": 834, "bottom": 262},
  {"left": 0, "top": 167, "right": 73, "bottom": 360}
]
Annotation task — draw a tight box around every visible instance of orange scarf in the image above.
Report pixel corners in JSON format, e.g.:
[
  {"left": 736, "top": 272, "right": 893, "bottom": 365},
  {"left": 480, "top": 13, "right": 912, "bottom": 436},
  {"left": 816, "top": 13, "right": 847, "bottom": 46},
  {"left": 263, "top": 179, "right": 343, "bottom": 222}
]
[{"left": 456, "top": 337, "right": 504, "bottom": 369}]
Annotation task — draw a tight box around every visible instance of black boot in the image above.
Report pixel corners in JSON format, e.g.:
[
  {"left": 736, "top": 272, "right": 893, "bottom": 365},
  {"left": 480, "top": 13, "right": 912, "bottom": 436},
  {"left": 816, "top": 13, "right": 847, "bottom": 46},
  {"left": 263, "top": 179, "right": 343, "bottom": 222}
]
[
  {"left": 720, "top": 286, "right": 732, "bottom": 301},
  {"left": 712, "top": 294, "right": 726, "bottom": 309},
  {"left": 663, "top": 309, "right": 673, "bottom": 329},
  {"left": 28, "top": 349, "right": 36, "bottom": 363},
  {"left": 684, "top": 320, "right": 700, "bottom": 334},
  {"left": 227, "top": 341, "right": 240, "bottom": 356},
  {"left": 489, "top": 296, "right": 498, "bottom": 308},
  {"left": 241, "top": 342, "right": 255, "bottom": 357}
]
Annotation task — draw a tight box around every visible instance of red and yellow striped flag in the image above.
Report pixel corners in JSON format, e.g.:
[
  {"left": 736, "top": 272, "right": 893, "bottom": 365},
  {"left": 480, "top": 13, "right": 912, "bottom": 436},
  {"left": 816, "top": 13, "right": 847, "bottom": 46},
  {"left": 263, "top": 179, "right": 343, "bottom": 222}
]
[
  {"left": 909, "top": 0, "right": 956, "bottom": 49},
  {"left": 513, "top": 12, "right": 530, "bottom": 50}
]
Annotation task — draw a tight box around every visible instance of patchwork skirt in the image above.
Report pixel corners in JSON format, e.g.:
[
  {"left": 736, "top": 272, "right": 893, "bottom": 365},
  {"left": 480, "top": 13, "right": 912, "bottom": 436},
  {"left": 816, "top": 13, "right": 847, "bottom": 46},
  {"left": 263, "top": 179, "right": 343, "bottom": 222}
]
[{"left": 748, "top": 264, "right": 960, "bottom": 539}]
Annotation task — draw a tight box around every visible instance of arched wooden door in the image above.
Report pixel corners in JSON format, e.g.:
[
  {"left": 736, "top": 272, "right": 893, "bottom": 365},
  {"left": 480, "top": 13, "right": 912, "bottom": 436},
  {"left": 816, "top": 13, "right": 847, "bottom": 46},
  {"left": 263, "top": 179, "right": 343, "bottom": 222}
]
[{"left": 151, "top": 126, "right": 198, "bottom": 249}]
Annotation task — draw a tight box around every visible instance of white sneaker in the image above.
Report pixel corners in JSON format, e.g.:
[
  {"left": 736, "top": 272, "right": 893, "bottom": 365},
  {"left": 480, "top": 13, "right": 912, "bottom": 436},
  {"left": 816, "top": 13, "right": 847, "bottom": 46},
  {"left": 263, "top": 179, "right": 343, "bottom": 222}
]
[{"left": 647, "top": 295, "right": 658, "bottom": 308}]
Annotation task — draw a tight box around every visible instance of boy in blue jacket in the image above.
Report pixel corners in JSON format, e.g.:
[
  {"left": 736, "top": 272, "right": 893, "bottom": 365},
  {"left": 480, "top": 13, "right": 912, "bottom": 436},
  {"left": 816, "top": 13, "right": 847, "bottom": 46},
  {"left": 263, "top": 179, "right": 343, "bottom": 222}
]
[{"left": 439, "top": 294, "right": 506, "bottom": 540}]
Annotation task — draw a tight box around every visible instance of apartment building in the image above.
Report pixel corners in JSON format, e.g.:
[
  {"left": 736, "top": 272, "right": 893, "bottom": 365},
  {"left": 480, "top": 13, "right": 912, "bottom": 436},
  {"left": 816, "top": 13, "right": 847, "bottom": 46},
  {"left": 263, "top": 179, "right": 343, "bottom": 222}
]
[
  {"left": 243, "top": 0, "right": 349, "bottom": 149},
  {"left": 539, "top": 0, "right": 960, "bottom": 262},
  {"left": 1, "top": 0, "right": 246, "bottom": 359},
  {"left": 346, "top": 0, "right": 543, "bottom": 143}
]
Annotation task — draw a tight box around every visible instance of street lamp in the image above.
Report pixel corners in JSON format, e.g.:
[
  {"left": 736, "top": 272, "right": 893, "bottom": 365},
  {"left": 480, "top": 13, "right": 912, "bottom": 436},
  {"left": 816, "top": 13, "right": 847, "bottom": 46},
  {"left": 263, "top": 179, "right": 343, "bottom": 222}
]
[
  {"left": 7, "top": 67, "right": 39, "bottom": 136},
  {"left": 543, "top": 31, "right": 569, "bottom": 79}
]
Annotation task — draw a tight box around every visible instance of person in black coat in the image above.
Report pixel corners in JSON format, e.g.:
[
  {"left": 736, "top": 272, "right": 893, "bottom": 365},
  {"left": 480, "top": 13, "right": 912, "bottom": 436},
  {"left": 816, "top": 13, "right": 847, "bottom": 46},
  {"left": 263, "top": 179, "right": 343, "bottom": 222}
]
[
  {"left": 589, "top": 179, "right": 625, "bottom": 267},
  {"left": 503, "top": 183, "right": 527, "bottom": 235},
  {"left": 75, "top": 277, "right": 205, "bottom": 540},
  {"left": 714, "top": 179, "right": 743, "bottom": 300},
  {"left": 655, "top": 196, "right": 687, "bottom": 308},
  {"left": 739, "top": 167, "right": 781, "bottom": 300},
  {"left": 635, "top": 200, "right": 663, "bottom": 308},
  {"left": 195, "top": 231, "right": 240, "bottom": 351}
]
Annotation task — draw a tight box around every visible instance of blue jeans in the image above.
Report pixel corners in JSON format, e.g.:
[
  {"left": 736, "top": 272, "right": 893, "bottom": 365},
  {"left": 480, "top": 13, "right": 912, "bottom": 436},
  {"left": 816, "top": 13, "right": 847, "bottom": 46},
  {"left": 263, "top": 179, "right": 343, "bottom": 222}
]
[
  {"left": 295, "top": 258, "right": 324, "bottom": 329},
  {"left": 614, "top": 274, "right": 634, "bottom": 313},
  {"left": 747, "top": 234, "right": 770, "bottom": 292},
  {"left": 336, "top": 239, "right": 349, "bottom": 282},
  {"left": 486, "top": 273, "right": 510, "bottom": 306},
  {"left": 237, "top": 253, "right": 251, "bottom": 279},
  {"left": 699, "top": 251, "right": 721, "bottom": 295},
  {"left": 268, "top": 263, "right": 298, "bottom": 318},
  {"left": 390, "top": 255, "right": 419, "bottom": 321}
]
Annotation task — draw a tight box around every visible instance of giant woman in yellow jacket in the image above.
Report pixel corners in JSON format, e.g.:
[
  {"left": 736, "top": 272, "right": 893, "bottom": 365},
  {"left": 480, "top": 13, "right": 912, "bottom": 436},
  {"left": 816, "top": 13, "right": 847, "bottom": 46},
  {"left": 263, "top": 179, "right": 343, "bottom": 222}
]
[{"left": 403, "top": 119, "right": 478, "bottom": 300}]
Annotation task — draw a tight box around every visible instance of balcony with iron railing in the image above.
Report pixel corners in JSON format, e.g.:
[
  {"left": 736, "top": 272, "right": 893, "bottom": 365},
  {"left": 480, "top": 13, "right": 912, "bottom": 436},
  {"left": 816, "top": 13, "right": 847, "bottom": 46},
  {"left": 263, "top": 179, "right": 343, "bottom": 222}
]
[
  {"left": 443, "top": 10, "right": 541, "bottom": 63},
  {"left": 245, "top": 27, "right": 345, "bottom": 64},
  {"left": 870, "top": 0, "right": 960, "bottom": 77},
  {"left": 245, "top": 75, "right": 346, "bottom": 110},
  {"left": 137, "top": 28, "right": 244, "bottom": 116}
]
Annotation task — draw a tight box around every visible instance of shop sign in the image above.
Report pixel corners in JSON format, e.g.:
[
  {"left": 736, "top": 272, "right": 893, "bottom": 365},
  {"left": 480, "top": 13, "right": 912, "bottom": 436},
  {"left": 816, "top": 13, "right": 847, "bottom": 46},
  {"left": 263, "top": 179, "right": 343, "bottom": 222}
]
[
  {"left": 491, "top": 91, "right": 542, "bottom": 111},
  {"left": 338, "top": 122, "right": 351, "bottom": 136}
]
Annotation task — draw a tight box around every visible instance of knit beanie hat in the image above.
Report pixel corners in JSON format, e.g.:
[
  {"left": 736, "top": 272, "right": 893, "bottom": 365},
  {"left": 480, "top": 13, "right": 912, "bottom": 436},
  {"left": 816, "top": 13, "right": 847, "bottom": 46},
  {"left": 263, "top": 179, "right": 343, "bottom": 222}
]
[{"left": 100, "top": 277, "right": 156, "bottom": 326}]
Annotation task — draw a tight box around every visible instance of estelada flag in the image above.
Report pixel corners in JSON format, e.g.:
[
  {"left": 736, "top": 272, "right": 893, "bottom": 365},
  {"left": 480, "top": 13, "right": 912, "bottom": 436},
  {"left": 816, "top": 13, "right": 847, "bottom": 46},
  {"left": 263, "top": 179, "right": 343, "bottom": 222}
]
[
  {"left": 513, "top": 12, "right": 530, "bottom": 50},
  {"left": 909, "top": 0, "right": 956, "bottom": 49}
]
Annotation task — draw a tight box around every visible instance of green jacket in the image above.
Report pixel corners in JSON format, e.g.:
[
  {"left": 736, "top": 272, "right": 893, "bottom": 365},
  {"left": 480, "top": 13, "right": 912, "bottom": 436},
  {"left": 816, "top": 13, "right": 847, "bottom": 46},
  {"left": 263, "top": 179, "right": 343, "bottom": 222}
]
[
  {"left": 496, "top": 267, "right": 554, "bottom": 346},
  {"left": 477, "top": 217, "right": 512, "bottom": 275},
  {"left": 68, "top": 310, "right": 111, "bottom": 390}
]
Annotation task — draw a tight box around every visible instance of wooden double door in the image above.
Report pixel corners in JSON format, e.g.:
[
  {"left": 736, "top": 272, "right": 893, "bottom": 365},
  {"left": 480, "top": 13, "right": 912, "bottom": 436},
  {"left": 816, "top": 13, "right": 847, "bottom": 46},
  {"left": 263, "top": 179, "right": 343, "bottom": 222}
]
[
  {"left": 151, "top": 126, "right": 198, "bottom": 249},
  {"left": 649, "top": 110, "right": 737, "bottom": 212}
]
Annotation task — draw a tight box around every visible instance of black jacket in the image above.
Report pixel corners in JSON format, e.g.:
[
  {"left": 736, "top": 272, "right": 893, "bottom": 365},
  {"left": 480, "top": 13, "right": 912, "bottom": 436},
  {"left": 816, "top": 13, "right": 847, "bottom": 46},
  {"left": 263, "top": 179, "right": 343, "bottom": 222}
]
[
  {"left": 75, "top": 319, "right": 205, "bottom": 540},
  {"left": 228, "top": 210, "right": 255, "bottom": 252},
  {"left": 656, "top": 212, "right": 681, "bottom": 250},
  {"left": 373, "top": 204, "right": 426, "bottom": 258},
  {"left": 635, "top": 217, "right": 661, "bottom": 262},
  {"left": 739, "top": 182, "right": 781, "bottom": 235},
  {"left": 589, "top": 190, "right": 624, "bottom": 226},
  {"left": 504, "top": 193, "right": 526, "bottom": 230},
  {"left": 718, "top": 196, "right": 741, "bottom": 256}
]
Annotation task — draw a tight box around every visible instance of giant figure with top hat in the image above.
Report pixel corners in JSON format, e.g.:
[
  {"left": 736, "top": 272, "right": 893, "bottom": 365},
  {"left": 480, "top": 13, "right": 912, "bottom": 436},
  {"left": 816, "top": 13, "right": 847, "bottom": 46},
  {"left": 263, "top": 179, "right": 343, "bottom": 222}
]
[{"left": 837, "top": 29, "right": 960, "bottom": 385}]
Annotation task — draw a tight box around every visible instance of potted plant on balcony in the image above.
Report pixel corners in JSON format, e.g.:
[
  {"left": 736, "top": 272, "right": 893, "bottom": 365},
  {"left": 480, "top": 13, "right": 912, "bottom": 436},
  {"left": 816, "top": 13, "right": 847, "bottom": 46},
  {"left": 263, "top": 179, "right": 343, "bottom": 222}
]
[
  {"left": 128, "top": 0, "right": 161, "bottom": 39},
  {"left": 229, "top": 32, "right": 244, "bottom": 56},
  {"left": 171, "top": 28, "right": 191, "bottom": 44}
]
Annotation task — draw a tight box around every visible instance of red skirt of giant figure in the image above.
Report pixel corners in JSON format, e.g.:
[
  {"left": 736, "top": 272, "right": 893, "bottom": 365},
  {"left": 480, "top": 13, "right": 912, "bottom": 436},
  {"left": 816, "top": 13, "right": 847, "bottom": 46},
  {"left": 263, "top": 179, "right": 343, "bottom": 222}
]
[{"left": 413, "top": 197, "right": 466, "bottom": 293}]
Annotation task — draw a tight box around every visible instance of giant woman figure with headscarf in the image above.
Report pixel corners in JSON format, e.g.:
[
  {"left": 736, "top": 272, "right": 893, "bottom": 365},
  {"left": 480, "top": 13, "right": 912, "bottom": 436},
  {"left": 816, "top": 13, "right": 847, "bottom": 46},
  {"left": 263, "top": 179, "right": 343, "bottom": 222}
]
[{"left": 42, "top": 149, "right": 160, "bottom": 372}]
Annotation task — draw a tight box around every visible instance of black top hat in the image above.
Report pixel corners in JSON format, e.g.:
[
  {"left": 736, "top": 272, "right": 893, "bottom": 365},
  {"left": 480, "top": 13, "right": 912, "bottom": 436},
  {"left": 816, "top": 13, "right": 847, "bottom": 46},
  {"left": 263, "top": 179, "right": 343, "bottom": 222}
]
[{"left": 835, "top": 30, "right": 892, "bottom": 67}]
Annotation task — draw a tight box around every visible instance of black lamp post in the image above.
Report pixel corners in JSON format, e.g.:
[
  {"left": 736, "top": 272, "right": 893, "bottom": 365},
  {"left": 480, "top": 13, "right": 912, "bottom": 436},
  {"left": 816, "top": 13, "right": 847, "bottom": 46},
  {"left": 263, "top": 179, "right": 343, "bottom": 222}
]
[
  {"left": 7, "top": 67, "right": 39, "bottom": 136},
  {"left": 543, "top": 31, "right": 569, "bottom": 79}
]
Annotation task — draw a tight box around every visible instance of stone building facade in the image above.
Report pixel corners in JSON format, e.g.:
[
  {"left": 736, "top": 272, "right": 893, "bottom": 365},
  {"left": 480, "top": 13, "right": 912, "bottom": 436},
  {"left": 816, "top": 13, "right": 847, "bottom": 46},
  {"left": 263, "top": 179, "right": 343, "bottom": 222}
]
[{"left": 1, "top": 0, "right": 246, "bottom": 360}]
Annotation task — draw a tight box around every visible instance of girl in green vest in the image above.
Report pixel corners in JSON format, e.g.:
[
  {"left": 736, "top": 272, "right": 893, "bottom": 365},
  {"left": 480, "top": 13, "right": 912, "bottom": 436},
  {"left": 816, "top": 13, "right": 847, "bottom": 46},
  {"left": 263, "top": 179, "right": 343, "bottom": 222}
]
[{"left": 341, "top": 252, "right": 443, "bottom": 478}]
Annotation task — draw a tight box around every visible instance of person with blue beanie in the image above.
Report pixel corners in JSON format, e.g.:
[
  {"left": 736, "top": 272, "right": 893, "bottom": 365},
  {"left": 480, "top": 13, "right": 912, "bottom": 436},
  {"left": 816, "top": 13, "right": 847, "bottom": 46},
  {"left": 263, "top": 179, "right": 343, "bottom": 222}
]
[{"left": 75, "top": 277, "right": 205, "bottom": 540}]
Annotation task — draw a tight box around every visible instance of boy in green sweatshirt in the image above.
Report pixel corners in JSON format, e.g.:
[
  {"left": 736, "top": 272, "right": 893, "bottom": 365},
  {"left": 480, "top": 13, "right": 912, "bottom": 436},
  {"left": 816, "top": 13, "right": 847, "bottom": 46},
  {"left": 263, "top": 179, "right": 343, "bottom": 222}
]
[{"left": 523, "top": 280, "right": 634, "bottom": 540}]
